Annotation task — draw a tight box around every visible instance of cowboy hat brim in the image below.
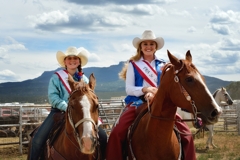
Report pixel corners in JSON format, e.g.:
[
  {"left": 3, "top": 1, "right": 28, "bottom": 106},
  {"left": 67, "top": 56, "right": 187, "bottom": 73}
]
[
  {"left": 56, "top": 47, "right": 88, "bottom": 68},
  {"left": 132, "top": 37, "right": 164, "bottom": 50}
]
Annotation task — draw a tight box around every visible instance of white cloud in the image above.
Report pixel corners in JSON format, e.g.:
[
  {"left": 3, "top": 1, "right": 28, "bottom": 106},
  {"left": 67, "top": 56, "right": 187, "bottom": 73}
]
[
  {"left": 28, "top": 10, "right": 70, "bottom": 26},
  {"left": 0, "top": 1, "right": 240, "bottom": 83},
  {"left": 187, "top": 26, "right": 197, "bottom": 33},
  {"left": 1, "top": 37, "right": 27, "bottom": 51},
  {"left": 0, "top": 70, "right": 19, "bottom": 82},
  {"left": 89, "top": 53, "right": 101, "bottom": 62},
  {"left": 210, "top": 24, "right": 231, "bottom": 35},
  {"left": 210, "top": 6, "right": 240, "bottom": 24},
  {"left": 218, "top": 38, "right": 240, "bottom": 51}
]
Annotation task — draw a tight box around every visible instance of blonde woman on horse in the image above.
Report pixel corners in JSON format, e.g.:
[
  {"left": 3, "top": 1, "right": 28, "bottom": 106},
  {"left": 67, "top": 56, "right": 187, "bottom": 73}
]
[
  {"left": 28, "top": 47, "right": 107, "bottom": 160},
  {"left": 106, "top": 30, "right": 196, "bottom": 160}
]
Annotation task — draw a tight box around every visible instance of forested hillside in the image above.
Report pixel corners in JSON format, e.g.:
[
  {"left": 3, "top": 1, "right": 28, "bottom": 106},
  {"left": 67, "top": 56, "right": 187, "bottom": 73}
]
[
  {"left": 226, "top": 81, "right": 240, "bottom": 100},
  {"left": 0, "top": 61, "right": 237, "bottom": 103}
]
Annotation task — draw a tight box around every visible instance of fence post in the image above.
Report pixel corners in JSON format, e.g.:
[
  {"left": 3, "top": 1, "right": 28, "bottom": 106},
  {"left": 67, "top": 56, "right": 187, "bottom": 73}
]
[
  {"left": 237, "top": 102, "right": 240, "bottom": 135},
  {"left": 19, "top": 105, "right": 23, "bottom": 154}
]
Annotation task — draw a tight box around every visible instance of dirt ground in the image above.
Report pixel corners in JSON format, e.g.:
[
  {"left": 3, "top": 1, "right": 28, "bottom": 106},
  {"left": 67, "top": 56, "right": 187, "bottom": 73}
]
[
  {"left": 0, "top": 146, "right": 27, "bottom": 160},
  {"left": 0, "top": 132, "right": 240, "bottom": 160}
]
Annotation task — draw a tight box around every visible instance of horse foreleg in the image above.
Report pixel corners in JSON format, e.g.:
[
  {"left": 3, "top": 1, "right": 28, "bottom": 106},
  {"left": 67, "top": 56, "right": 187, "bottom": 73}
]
[{"left": 205, "top": 125, "right": 217, "bottom": 149}]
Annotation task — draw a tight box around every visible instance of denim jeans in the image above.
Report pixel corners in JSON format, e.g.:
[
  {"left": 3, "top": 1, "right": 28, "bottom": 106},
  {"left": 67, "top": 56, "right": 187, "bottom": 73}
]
[{"left": 29, "top": 108, "right": 60, "bottom": 160}]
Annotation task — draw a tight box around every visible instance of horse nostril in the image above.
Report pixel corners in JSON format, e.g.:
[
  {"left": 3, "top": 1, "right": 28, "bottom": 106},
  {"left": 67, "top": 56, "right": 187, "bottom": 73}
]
[
  {"left": 228, "top": 100, "right": 233, "bottom": 105},
  {"left": 211, "top": 109, "right": 219, "bottom": 118}
]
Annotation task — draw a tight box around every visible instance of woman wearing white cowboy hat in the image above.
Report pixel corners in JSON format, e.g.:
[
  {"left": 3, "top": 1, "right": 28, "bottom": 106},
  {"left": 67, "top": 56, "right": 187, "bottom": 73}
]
[
  {"left": 29, "top": 46, "right": 107, "bottom": 160},
  {"left": 106, "top": 30, "right": 196, "bottom": 160}
]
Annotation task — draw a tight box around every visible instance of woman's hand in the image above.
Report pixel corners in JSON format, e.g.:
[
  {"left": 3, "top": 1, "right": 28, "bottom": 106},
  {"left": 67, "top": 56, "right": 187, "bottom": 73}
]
[
  {"left": 144, "top": 92, "right": 154, "bottom": 102},
  {"left": 142, "top": 86, "right": 158, "bottom": 95},
  {"left": 142, "top": 86, "right": 158, "bottom": 102}
]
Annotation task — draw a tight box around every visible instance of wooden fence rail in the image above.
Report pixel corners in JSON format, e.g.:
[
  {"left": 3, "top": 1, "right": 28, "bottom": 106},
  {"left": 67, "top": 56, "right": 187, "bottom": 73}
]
[
  {"left": 0, "top": 99, "right": 239, "bottom": 154},
  {"left": 0, "top": 100, "right": 125, "bottom": 154},
  {"left": 213, "top": 101, "right": 240, "bottom": 134}
]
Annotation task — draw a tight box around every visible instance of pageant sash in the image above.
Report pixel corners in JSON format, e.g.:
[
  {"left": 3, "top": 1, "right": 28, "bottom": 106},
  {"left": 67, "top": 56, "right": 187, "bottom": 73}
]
[
  {"left": 55, "top": 70, "right": 71, "bottom": 94},
  {"left": 131, "top": 60, "right": 157, "bottom": 87}
]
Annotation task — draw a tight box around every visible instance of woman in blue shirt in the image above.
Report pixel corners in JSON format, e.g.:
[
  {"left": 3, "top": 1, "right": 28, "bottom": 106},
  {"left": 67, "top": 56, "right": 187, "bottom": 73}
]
[{"left": 29, "top": 46, "right": 107, "bottom": 160}]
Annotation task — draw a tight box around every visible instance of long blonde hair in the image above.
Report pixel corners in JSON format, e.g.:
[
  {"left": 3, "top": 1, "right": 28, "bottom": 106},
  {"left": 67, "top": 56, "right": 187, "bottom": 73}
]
[{"left": 118, "top": 42, "right": 158, "bottom": 80}]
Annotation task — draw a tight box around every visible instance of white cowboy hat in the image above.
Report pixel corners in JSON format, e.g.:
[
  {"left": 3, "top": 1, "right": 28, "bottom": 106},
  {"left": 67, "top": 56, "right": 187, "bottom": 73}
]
[
  {"left": 132, "top": 30, "right": 164, "bottom": 50},
  {"left": 56, "top": 46, "right": 89, "bottom": 67}
]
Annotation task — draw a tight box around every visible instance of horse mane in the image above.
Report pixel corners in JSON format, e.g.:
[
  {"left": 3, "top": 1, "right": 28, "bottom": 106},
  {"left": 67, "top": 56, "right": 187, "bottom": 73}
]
[
  {"left": 70, "top": 80, "right": 97, "bottom": 102},
  {"left": 72, "top": 80, "right": 89, "bottom": 94},
  {"left": 212, "top": 88, "right": 221, "bottom": 98},
  {"left": 160, "top": 62, "right": 173, "bottom": 81}
]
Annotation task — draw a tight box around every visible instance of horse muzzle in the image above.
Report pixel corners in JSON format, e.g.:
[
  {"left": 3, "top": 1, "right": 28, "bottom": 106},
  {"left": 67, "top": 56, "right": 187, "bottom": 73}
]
[
  {"left": 201, "top": 108, "right": 222, "bottom": 125},
  {"left": 80, "top": 136, "right": 97, "bottom": 154}
]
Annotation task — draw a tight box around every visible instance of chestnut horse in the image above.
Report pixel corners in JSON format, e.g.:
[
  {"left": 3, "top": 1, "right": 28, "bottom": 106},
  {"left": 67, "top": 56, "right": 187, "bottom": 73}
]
[
  {"left": 27, "top": 73, "right": 101, "bottom": 160},
  {"left": 127, "top": 50, "right": 222, "bottom": 160}
]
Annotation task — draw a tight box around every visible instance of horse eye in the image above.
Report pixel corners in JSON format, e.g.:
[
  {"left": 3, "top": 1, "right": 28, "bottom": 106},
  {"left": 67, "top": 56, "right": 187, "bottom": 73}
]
[{"left": 185, "top": 77, "right": 193, "bottom": 83}]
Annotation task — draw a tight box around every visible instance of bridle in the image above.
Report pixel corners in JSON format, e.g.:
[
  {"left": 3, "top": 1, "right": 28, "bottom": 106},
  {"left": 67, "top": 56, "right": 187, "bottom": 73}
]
[
  {"left": 147, "top": 61, "right": 201, "bottom": 135},
  {"left": 222, "top": 91, "right": 232, "bottom": 105},
  {"left": 66, "top": 88, "right": 99, "bottom": 154}
]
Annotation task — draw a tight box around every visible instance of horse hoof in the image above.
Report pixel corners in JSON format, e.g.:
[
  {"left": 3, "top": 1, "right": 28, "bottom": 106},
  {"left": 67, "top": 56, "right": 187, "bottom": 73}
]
[{"left": 212, "top": 145, "right": 217, "bottom": 149}]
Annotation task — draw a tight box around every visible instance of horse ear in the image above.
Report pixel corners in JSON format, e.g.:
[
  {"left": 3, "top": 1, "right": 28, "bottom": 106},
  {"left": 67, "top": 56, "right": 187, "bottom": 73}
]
[
  {"left": 88, "top": 73, "right": 96, "bottom": 90},
  {"left": 186, "top": 50, "right": 192, "bottom": 63},
  {"left": 167, "top": 50, "right": 182, "bottom": 69},
  {"left": 68, "top": 74, "right": 75, "bottom": 91}
]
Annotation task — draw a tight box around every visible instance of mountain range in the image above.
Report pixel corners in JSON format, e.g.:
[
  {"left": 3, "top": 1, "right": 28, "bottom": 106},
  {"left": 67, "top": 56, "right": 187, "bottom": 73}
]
[{"left": 0, "top": 61, "right": 237, "bottom": 103}]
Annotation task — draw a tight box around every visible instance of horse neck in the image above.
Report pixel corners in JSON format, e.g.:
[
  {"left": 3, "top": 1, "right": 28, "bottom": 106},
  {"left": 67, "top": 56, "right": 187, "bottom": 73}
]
[
  {"left": 214, "top": 92, "right": 222, "bottom": 106},
  {"left": 145, "top": 66, "right": 178, "bottom": 135},
  {"left": 215, "top": 97, "right": 221, "bottom": 106},
  {"left": 150, "top": 88, "right": 177, "bottom": 122},
  {"left": 143, "top": 90, "right": 176, "bottom": 145}
]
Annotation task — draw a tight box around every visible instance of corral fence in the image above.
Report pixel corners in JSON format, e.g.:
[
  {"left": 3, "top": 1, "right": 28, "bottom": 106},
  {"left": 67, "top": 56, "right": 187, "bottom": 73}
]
[
  {"left": 0, "top": 103, "right": 52, "bottom": 154},
  {"left": 213, "top": 100, "right": 240, "bottom": 133},
  {"left": 0, "top": 99, "right": 239, "bottom": 154},
  {"left": 0, "top": 99, "right": 126, "bottom": 154}
]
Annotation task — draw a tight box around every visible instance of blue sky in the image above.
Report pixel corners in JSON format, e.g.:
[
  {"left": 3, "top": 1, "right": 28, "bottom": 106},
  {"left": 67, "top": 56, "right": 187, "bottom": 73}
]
[{"left": 0, "top": 0, "right": 240, "bottom": 83}]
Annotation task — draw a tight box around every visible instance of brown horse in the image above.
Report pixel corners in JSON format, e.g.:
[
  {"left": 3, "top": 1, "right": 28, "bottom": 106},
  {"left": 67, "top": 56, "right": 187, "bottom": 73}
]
[
  {"left": 127, "top": 50, "right": 222, "bottom": 160},
  {"left": 27, "top": 73, "right": 101, "bottom": 160}
]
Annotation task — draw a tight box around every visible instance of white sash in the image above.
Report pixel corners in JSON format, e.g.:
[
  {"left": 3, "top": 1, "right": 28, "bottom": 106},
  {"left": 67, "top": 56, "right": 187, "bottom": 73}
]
[
  {"left": 133, "top": 60, "right": 158, "bottom": 87},
  {"left": 55, "top": 70, "right": 71, "bottom": 93}
]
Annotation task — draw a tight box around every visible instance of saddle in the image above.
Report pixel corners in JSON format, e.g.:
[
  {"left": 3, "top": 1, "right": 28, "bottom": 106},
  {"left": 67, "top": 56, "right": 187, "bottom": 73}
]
[
  {"left": 47, "top": 112, "right": 66, "bottom": 160},
  {"left": 127, "top": 103, "right": 183, "bottom": 160},
  {"left": 30, "top": 112, "right": 65, "bottom": 138},
  {"left": 47, "top": 112, "right": 65, "bottom": 145}
]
